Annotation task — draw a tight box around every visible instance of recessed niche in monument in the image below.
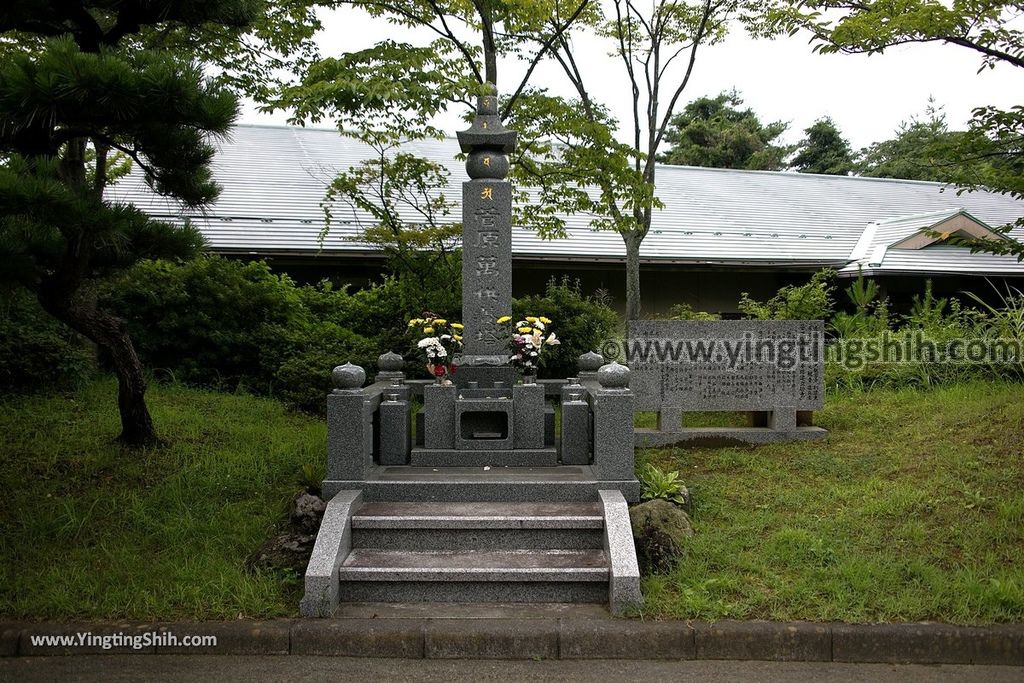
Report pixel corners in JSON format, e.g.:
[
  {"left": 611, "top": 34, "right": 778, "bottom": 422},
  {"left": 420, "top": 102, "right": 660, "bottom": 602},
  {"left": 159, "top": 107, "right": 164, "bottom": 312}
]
[{"left": 455, "top": 400, "right": 514, "bottom": 450}]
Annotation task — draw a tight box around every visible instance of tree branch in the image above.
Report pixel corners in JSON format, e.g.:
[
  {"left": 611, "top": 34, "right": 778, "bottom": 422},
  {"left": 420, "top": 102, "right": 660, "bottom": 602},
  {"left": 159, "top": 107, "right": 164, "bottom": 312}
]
[{"left": 502, "top": 0, "right": 591, "bottom": 118}]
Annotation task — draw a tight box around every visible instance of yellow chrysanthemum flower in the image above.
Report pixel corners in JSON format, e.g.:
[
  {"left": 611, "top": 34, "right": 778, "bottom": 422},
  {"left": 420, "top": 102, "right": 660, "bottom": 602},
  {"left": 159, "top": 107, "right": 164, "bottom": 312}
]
[
  {"left": 518, "top": 326, "right": 532, "bottom": 333},
  {"left": 424, "top": 327, "right": 434, "bottom": 334},
  {"left": 451, "top": 323, "right": 464, "bottom": 330},
  {"left": 496, "top": 315, "right": 512, "bottom": 324},
  {"left": 539, "top": 317, "right": 552, "bottom": 324},
  {"left": 433, "top": 318, "right": 447, "bottom": 325},
  {"left": 453, "top": 334, "right": 463, "bottom": 341},
  {"left": 525, "top": 316, "right": 538, "bottom": 323}
]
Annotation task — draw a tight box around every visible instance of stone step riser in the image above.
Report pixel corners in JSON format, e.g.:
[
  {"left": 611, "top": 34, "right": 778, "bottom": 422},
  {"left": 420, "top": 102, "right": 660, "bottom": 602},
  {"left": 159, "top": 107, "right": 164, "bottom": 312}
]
[
  {"left": 351, "top": 527, "right": 605, "bottom": 551},
  {"left": 337, "top": 581, "right": 609, "bottom": 604}
]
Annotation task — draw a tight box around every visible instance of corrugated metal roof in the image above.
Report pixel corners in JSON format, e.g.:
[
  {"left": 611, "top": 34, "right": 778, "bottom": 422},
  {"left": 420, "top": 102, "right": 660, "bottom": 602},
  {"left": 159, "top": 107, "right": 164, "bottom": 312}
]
[
  {"left": 107, "top": 124, "right": 1024, "bottom": 274},
  {"left": 840, "top": 208, "right": 1024, "bottom": 275}
]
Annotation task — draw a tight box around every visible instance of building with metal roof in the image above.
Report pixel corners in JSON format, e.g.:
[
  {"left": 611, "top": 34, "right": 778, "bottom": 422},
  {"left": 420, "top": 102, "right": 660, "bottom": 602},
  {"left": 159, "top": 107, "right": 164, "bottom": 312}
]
[{"left": 108, "top": 124, "right": 1024, "bottom": 314}]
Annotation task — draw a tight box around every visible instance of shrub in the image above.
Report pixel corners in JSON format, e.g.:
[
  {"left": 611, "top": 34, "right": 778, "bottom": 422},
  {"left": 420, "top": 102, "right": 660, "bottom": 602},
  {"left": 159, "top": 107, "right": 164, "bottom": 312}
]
[
  {"left": 102, "top": 257, "right": 304, "bottom": 389},
  {"left": 512, "top": 277, "right": 621, "bottom": 378},
  {"left": 668, "top": 303, "right": 720, "bottom": 320},
  {"left": 101, "top": 257, "right": 380, "bottom": 412},
  {"left": 739, "top": 269, "right": 836, "bottom": 321},
  {"left": 0, "top": 288, "right": 95, "bottom": 393}
]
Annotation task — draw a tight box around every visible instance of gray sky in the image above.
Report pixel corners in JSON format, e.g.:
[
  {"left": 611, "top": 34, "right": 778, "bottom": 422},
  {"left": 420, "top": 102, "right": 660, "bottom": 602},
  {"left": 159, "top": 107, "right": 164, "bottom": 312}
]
[{"left": 241, "top": 5, "right": 1022, "bottom": 152}]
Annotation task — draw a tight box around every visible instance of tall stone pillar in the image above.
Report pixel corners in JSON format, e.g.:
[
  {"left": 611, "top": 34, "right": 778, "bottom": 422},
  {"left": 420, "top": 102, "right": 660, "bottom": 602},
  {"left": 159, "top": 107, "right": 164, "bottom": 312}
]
[{"left": 456, "top": 93, "right": 517, "bottom": 388}]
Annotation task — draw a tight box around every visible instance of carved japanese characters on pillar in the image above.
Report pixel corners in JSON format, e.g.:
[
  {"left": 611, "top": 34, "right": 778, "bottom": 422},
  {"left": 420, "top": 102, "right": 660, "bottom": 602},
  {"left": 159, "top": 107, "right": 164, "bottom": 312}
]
[{"left": 457, "top": 93, "right": 517, "bottom": 367}]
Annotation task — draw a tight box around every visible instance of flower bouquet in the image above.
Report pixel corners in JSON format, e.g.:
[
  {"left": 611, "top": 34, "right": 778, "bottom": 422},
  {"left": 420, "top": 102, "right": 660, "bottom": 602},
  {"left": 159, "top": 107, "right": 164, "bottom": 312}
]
[
  {"left": 496, "top": 315, "right": 561, "bottom": 382},
  {"left": 409, "top": 313, "right": 464, "bottom": 384}
]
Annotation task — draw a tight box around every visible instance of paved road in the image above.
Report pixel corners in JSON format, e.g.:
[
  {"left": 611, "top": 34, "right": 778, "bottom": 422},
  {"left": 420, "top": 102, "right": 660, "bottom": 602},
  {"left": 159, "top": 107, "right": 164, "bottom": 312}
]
[{"left": 2, "top": 656, "right": 1022, "bottom": 682}]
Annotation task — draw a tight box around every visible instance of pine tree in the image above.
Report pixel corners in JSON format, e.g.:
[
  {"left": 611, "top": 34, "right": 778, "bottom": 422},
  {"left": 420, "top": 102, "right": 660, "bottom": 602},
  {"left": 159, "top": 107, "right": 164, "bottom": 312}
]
[
  {"left": 660, "top": 90, "right": 792, "bottom": 170},
  {"left": 791, "top": 117, "right": 855, "bottom": 176},
  {"left": 0, "top": 3, "right": 253, "bottom": 445}
]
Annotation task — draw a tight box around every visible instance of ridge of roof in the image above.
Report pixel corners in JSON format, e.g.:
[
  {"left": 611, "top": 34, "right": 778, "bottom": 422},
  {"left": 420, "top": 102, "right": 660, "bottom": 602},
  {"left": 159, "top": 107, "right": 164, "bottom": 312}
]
[
  {"left": 873, "top": 208, "right": 969, "bottom": 226},
  {"left": 229, "top": 123, "right": 963, "bottom": 189}
]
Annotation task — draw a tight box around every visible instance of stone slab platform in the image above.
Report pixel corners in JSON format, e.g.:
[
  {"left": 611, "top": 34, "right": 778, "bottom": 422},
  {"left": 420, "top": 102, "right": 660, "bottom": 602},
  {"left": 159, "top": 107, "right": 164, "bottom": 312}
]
[
  {"left": 635, "top": 426, "right": 828, "bottom": 448},
  {"left": 410, "top": 448, "right": 558, "bottom": 467},
  {"left": 323, "top": 465, "right": 642, "bottom": 502}
]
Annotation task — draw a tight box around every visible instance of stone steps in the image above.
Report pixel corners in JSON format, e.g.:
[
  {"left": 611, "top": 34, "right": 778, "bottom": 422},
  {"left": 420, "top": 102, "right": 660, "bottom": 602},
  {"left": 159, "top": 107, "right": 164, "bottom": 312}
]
[
  {"left": 337, "top": 501, "right": 613, "bottom": 605},
  {"left": 302, "top": 490, "right": 642, "bottom": 616},
  {"left": 351, "top": 502, "right": 605, "bottom": 550}
]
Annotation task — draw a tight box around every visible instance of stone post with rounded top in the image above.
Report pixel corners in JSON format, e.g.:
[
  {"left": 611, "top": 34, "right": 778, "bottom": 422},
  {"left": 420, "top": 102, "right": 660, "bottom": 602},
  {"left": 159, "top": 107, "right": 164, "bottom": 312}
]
[{"left": 592, "top": 362, "right": 635, "bottom": 481}]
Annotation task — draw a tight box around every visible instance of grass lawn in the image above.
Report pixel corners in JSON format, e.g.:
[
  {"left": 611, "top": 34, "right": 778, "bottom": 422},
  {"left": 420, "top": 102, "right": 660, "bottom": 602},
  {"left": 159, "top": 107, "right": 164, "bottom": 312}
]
[
  {"left": 1, "top": 377, "right": 1022, "bottom": 623},
  {"left": 639, "top": 380, "right": 1024, "bottom": 624},
  {"left": 0, "top": 379, "right": 325, "bottom": 621}
]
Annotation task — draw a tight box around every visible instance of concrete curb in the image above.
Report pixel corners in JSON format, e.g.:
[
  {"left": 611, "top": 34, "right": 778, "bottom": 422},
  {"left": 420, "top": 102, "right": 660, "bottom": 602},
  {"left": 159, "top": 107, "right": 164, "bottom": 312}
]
[{"left": 1, "top": 619, "right": 1022, "bottom": 665}]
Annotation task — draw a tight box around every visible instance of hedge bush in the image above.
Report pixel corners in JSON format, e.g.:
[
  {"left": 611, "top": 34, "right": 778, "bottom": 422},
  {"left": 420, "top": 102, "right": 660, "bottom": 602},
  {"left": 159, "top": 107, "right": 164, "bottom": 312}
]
[
  {"left": 0, "top": 288, "right": 95, "bottom": 393},
  {"left": 512, "top": 277, "right": 621, "bottom": 378},
  {"left": 100, "top": 257, "right": 382, "bottom": 412}
]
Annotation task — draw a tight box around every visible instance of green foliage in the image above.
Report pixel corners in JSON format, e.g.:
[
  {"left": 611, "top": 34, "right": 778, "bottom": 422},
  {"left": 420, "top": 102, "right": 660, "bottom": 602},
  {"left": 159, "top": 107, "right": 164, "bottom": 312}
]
[
  {"left": 99, "top": 257, "right": 379, "bottom": 412},
  {"left": 509, "top": 90, "right": 657, "bottom": 240},
  {"left": 0, "top": 288, "right": 95, "bottom": 392},
  {"left": 318, "top": 133, "right": 463, "bottom": 312},
  {"left": 511, "top": 277, "right": 620, "bottom": 379},
  {"left": 660, "top": 90, "right": 792, "bottom": 170},
  {"left": 908, "top": 280, "right": 952, "bottom": 329},
  {"left": 0, "top": 0, "right": 270, "bottom": 442},
  {"left": 668, "top": 303, "right": 721, "bottom": 320},
  {"left": 638, "top": 463, "right": 689, "bottom": 506},
  {"left": 272, "top": 335, "right": 377, "bottom": 414},
  {"left": 963, "top": 282, "right": 1024, "bottom": 340},
  {"left": 856, "top": 100, "right": 969, "bottom": 182},
  {"left": 826, "top": 278, "right": 1024, "bottom": 390},
  {"left": 772, "top": 0, "right": 1023, "bottom": 73},
  {"left": 830, "top": 269, "right": 889, "bottom": 337},
  {"left": 739, "top": 269, "right": 836, "bottom": 320},
  {"left": 791, "top": 117, "right": 855, "bottom": 175},
  {"left": 275, "top": 39, "right": 477, "bottom": 139}
]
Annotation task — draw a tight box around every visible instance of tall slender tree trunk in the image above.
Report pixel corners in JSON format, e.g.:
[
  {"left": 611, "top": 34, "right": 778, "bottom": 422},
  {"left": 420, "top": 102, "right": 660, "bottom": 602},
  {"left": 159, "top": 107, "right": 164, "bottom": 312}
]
[
  {"left": 623, "top": 230, "right": 643, "bottom": 320},
  {"left": 39, "top": 289, "right": 157, "bottom": 446}
]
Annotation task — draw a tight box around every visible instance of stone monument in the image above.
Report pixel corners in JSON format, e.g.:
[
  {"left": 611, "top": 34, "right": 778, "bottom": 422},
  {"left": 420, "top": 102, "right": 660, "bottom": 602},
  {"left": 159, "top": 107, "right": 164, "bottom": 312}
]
[
  {"left": 628, "top": 319, "right": 828, "bottom": 446},
  {"left": 301, "top": 92, "right": 642, "bottom": 619},
  {"left": 455, "top": 93, "right": 517, "bottom": 388}
]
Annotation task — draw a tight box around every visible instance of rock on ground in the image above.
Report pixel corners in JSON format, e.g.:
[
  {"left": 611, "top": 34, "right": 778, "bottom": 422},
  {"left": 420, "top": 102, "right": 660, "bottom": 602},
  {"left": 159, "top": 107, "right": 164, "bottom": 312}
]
[
  {"left": 247, "top": 491, "right": 326, "bottom": 574},
  {"left": 629, "top": 499, "right": 694, "bottom": 575}
]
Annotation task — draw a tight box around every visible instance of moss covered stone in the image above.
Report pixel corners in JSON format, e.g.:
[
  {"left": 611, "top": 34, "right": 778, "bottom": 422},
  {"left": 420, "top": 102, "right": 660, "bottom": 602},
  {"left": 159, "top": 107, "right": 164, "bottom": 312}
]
[{"left": 629, "top": 499, "right": 694, "bottom": 574}]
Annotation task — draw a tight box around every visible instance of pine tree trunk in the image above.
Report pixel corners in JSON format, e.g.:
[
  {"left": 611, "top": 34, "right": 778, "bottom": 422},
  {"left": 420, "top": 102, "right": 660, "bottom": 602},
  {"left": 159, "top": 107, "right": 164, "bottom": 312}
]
[
  {"left": 39, "top": 292, "right": 157, "bottom": 446},
  {"left": 624, "top": 231, "right": 643, "bottom": 320}
]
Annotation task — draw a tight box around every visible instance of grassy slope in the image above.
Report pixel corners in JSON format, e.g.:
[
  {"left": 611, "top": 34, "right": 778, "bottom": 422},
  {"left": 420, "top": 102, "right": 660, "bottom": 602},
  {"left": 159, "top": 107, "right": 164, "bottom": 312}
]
[
  {"left": 0, "top": 378, "right": 1021, "bottom": 622},
  {"left": 640, "top": 381, "right": 1024, "bottom": 623},
  {"left": 0, "top": 379, "right": 324, "bottom": 621}
]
